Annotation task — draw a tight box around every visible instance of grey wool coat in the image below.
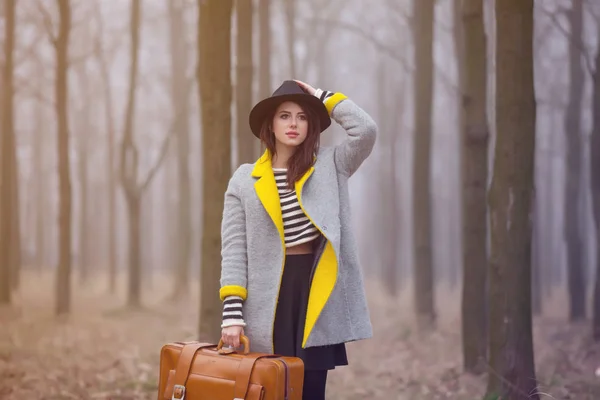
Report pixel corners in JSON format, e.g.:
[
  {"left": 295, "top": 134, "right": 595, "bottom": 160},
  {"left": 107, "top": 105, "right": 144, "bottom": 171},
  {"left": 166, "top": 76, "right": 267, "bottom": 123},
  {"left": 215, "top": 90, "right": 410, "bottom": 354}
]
[{"left": 219, "top": 93, "right": 377, "bottom": 354}]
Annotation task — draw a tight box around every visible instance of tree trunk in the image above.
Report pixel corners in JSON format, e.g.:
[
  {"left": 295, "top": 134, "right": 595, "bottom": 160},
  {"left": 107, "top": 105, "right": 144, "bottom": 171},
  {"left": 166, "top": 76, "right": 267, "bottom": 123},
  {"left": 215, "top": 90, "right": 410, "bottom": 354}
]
[
  {"left": 33, "top": 54, "right": 46, "bottom": 272},
  {"left": 564, "top": 0, "right": 586, "bottom": 321},
  {"left": 3, "top": 0, "right": 21, "bottom": 292},
  {"left": 94, "top": 14, "right": 118, "bottom": 294},
  {"left": 0, "top": 0, "right": 16, "bottom": 305},
  {"left": 121, "top": 0, "right": 143, "bottom": 308},
  {"left": 378, "top": 60, "right": 403, "bottom": 297},
  {"left": 389, "top": 82, "right": 403, "bottom": 295},
  {"left": 411, "top": 0, "right": 436, "bottom": 328},
  {"left": 236, "top": 0, "right": 255, "bottom": 165},
  {"left": 258, "top": 0, "right": 271, "bottom": 99},
  {"left": 458, "top": 0, "right": 489, "bottom": 375},
  {"left": 168, "top": 0, "right": 192, "bottom": 300},
  {"left": 34, "top": 92, "right": 45, "bottom": 271},
  {"left": 257, "top": 0, "right": 271, "bottom": 157},
  {"left": 255, "top": 0, "right": 273, "bottom": 156},
  {"left": 9, "top": 142, "right": 20, "bottom": 290},
  {"left": 377, "top": 60, "right": 396, "bottom": 296},
  {"left": 75, "top": 63, "right": 90, "bottom": 284},
  {"left": 126, "top": 195, "right": 142, "bottom": 307},
  {"left": 531, "top": 198, "right": 542, "bottom": 315},
  {"left": 55, "top": 0, "right": 73, "bottom": 316},
  {"left": 591, "top": 25, "right": 600, "bottom": 341},
  {"left": 486, "top": 0, "right": 539, "bottom": 398},
  {"left": 284, "top": 0, "right": 296, "bottom": 78},
  {"left": 197, "top": 0, "right": 233, "bottom": 342}
]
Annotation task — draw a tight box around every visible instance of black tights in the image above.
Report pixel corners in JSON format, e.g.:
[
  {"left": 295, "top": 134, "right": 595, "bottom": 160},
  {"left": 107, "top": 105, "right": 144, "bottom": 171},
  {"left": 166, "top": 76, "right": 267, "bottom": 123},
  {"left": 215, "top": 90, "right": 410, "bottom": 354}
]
[{"left": 303, "top": 370, "right": 328, "bottom": 400}]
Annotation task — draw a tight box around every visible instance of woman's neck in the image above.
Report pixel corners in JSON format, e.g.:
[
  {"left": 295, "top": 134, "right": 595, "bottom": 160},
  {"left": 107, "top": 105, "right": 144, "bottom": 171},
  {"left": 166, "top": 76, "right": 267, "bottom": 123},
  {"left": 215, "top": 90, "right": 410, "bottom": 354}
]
[{"left": 271, "top": 143, "right": 295, "bottom": 169}]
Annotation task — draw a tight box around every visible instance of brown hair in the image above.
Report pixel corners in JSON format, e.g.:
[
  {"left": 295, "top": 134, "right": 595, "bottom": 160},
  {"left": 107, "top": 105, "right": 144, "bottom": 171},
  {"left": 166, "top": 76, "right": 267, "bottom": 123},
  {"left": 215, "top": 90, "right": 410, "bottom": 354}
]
[{"left": 258, "top": 100, "right": 321, "bottom": 189}]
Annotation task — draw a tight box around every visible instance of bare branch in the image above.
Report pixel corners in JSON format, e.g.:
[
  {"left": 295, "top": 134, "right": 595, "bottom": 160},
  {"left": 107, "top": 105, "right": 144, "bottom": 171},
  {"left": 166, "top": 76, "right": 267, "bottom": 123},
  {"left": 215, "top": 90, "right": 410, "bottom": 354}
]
[
  {"left": 139, "top": 126, "right": 175, "bottom": 192},
  {"left": 138, "top": 69, "right": 196, "bottom": 192},
  {"left": 70, "top": 48, "right": 96, "bottom": 65},
  {"left": 302, "top": 16, "right": 412, "bottom": 72},
  {"left": 385, "top": 0, "right": 412, "bottom": 27},
  {"left": 91, "top": 1, "right": 127, "bottom": 68},
  {"left": 537, "top": 5, "right": 595, "bottom": 76},
  {"left": 302, "top": 16, "right": 459, "bottom": 95},
  {"left": 584, "top": 0, "right": 600, "bottom": 22},
  {"left": 35, "top": 0, "right": 57, "bottom": 45},
  {"left": 14, "top": 26, "right": 46, "bottom": 68},
  {"left": 14, "top": 73, "right": 55, "bottom": 107}
]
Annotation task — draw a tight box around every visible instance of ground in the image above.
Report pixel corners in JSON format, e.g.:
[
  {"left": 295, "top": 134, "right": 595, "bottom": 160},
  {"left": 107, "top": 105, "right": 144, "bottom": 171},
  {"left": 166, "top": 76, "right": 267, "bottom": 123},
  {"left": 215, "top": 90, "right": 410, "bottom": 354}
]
[{"left": 0, "top": 270, "right": 598, "bottom": 399}]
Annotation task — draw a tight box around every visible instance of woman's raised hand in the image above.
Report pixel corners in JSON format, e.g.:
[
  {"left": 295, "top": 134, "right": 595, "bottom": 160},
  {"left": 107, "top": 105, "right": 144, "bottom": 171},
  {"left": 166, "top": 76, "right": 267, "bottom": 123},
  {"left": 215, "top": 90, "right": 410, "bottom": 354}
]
[{"left": 293, "top": 79, "right": 316, "bottom": 96}]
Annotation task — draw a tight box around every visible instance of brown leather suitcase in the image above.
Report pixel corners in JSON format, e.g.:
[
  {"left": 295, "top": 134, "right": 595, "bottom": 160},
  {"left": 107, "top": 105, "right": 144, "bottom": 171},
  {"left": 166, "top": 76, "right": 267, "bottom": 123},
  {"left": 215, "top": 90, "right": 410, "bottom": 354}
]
[{"left": 158, "top": 335, "right": 304, "bottom": 400}]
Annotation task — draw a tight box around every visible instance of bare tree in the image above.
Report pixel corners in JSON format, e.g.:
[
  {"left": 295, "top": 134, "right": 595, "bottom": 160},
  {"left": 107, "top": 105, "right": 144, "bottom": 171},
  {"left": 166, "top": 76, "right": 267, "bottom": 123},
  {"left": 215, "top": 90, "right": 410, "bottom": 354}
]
[
  {"left": 257, "top": 0, "right": 271, "bottom": 157},
  {"left": 74, "top": 51, "right": 92, "bottom": 284},
  {"left": 33, "top": 64, "right": 46, "bottom": 272},
  {"left": 458, "top": 0, "right": 489, "bottom": 375},
  {"left": 197, "top": 0, "right": 234, "bottom": 341},
  {"left": 376, "top": 58, "right": 404, "bottom": 297},
  {"left": 564, "top": 0, "right": 586, "bottom": 321},
  {"left": 92, "top": 1, "right": 118, "bottom": 294},
  {"left": 486, "top": 0, "right": 539, "bottom": 397},
  {"left": 284, "top": 0, "right": 296, "bottom": 78},
  {"left": 258, "top": 0, "right": 271, "bottom": 99},
  {"left": 411, "top": 0, "right": 436, "bottom": 328},
  {"left": 235, "top": 0, "right": 255, "bottom": 165},
  {"left": 0, "top": 0, "right": 17, "bottom": 305},
  {"left": 591, "top": 22, "right": 600, "bottom": 341},
  {"left": 54, "top": 0, "right": 73, "bottom": 315},
  {"left": 120, "top": 0, "right": 172, "bottom": 308},
  {"left": 168, "top": 0, "right": 193, "bottom": 300}
]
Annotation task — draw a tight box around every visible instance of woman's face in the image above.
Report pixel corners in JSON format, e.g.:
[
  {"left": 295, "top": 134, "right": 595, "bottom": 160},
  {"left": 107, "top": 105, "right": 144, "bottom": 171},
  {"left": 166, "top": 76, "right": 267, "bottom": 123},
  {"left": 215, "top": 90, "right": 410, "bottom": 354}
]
[{"left": 271, "top": 101, "right": 309, "bottom": 148}]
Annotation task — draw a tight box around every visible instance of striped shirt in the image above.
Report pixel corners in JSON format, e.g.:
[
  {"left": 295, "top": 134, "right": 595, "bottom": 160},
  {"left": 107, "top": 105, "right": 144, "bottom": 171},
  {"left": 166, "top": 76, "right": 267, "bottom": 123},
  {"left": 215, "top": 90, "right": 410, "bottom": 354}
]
[
  {"left": 221, "top": 295, "right": 246, "bottom": 328},
  {"left": 273, "top": 168, "right": 321, "bottom": 247}
]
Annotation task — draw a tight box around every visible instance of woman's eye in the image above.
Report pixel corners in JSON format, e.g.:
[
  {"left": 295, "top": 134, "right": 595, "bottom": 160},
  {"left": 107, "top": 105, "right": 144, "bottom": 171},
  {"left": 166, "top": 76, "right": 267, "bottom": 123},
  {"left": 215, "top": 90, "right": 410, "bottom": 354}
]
[
  {"left": 281, "top": 114, "right": 288, "bottom": 119},
  {"left": 299, "top": 115, "right": 307, "bottom": 120}
]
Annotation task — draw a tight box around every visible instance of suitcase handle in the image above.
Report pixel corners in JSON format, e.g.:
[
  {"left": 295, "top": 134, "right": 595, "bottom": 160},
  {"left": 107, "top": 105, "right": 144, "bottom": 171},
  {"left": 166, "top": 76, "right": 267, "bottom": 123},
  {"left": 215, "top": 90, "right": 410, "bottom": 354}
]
[{"left": 216, "top": 334, "right": 250, "bottom": 355}]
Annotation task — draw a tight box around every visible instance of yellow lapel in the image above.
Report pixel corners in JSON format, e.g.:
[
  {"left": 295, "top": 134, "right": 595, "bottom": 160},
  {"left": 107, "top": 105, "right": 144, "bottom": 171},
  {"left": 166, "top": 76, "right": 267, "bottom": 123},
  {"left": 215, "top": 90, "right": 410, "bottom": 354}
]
[{"left": 252, "top": 150, "right": 284, "bottom": 244}]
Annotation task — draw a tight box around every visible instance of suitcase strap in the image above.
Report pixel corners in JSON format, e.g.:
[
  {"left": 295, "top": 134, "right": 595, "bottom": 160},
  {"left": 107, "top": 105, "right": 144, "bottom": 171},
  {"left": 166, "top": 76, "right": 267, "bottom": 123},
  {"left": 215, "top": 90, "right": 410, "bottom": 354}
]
[
  {"left": 233, "top": 354, "right": 273, "bottom": 399},
  {"left": 172, "top": 343, "right": 275, "bottom": 400},
  {"left": 171, "top": 342, "right": 214, "bottom": 400}
]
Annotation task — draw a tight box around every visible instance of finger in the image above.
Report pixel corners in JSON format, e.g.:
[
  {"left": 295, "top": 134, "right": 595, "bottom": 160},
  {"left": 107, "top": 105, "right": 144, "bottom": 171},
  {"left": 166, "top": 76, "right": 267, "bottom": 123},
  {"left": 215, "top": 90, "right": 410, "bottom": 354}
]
[
  {"left": 233, "top": 334, "right": 240, "bottom": 348},
  {"left": 293, "top": 79, "right": 308, "bottom": 90}
]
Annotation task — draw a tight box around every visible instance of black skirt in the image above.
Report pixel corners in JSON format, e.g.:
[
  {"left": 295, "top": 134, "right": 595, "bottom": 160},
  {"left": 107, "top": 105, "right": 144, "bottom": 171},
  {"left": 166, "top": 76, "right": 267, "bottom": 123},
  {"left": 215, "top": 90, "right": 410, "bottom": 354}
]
[{"left": 273, "top": 253, "right": 348, "bottom": 371}]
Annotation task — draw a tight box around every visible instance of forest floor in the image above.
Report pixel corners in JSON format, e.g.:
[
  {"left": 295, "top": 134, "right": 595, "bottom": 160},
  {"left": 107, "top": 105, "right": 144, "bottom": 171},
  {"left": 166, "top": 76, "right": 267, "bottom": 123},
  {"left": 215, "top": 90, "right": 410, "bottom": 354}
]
[{"left": 0, "top": 270, "right": 599, "bottom": 400}]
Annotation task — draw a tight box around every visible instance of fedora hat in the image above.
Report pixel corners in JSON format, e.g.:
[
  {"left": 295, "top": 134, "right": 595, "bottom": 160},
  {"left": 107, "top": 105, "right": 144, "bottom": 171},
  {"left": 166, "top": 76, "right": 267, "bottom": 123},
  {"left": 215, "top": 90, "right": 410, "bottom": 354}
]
[{"left": 248, "top": 80, "right": 331, "bottom": 138}]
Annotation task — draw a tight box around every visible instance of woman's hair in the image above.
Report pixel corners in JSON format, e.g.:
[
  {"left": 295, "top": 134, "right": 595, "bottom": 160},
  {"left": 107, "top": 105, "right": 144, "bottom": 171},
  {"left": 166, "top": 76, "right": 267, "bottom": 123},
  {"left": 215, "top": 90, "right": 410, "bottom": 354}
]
[{"left": 259, "top": 100, "right": 321, "bottom": 189}]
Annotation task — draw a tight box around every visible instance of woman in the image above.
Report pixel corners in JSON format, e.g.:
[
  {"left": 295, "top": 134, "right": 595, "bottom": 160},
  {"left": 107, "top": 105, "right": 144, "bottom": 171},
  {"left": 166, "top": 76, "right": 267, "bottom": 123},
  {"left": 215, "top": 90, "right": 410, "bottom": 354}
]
[{"left": 219, "top": 79, "right": 377, "bottom": 399}]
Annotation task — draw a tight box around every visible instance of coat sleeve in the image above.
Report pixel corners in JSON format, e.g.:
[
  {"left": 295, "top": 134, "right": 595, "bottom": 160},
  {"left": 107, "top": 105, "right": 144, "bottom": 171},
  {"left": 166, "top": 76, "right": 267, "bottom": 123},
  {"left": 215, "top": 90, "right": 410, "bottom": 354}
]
[
  {"left": 219, "top": 172, "right": 248, "bottom": 301},
  {"left": 324, "top": 93, "right": 378, "bottom": 177}
]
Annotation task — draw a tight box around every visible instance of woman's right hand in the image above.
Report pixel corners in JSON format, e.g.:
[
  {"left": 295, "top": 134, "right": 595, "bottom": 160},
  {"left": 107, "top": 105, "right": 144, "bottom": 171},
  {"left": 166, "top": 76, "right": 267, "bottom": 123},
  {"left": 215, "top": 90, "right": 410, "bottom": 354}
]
[{"left": 221, "top": 325, "right": 244, "bottom": 348}]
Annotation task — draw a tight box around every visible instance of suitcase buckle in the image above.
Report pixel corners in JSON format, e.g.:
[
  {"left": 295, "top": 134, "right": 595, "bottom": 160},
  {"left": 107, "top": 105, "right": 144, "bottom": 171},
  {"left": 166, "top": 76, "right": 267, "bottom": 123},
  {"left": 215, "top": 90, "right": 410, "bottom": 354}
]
[{"left": 172, "top": 384, "right": 185, "bottom": 400}]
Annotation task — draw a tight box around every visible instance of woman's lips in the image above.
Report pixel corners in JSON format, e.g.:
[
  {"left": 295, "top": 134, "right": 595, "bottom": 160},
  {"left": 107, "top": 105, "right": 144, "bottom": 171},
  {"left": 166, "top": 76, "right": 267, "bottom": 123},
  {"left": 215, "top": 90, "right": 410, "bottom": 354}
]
[{"left": 286, "top": 131, "right": 299, "bottom": 138}]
